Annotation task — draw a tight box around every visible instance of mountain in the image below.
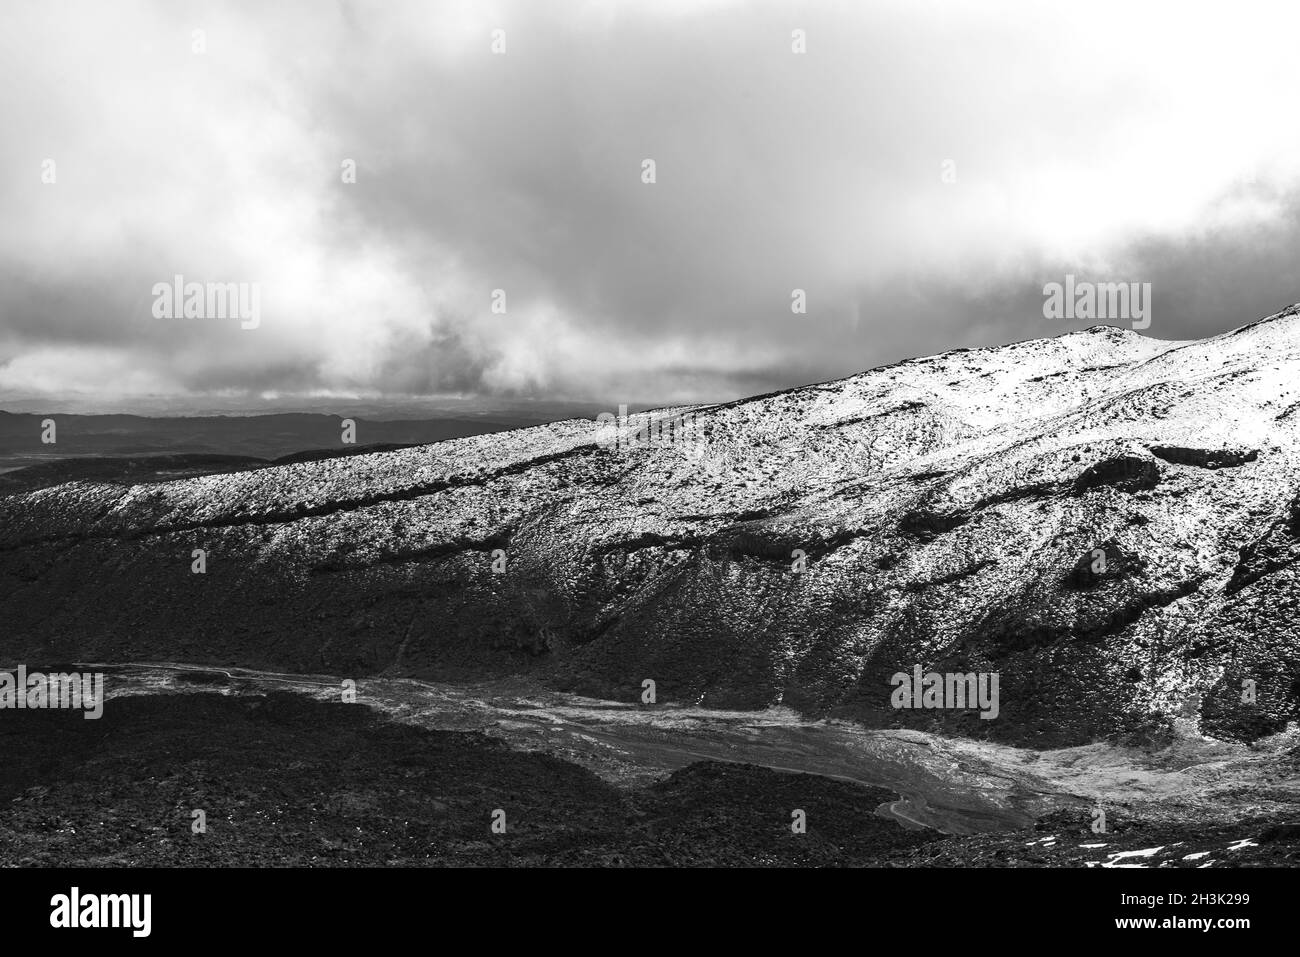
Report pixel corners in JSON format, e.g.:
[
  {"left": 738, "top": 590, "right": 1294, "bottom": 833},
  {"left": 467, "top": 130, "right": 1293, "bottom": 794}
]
[
  {"left": 0, "top": 410, "right": 575, "bottom": 473},
  {"left": 5, "top": 306, "right": 1300, "bottom": 748}
]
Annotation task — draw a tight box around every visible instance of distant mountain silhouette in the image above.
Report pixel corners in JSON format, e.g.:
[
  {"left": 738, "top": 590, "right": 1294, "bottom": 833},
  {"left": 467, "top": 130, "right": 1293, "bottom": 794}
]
[{"left": 0, "top": 410, "right": 560, "bottom": 474}]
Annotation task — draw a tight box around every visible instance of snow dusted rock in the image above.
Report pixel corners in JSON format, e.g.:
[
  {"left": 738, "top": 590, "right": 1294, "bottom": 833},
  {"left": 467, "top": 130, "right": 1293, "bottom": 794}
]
[{"left": 5, "top": 306, "right": 1300, "bottom": 747}]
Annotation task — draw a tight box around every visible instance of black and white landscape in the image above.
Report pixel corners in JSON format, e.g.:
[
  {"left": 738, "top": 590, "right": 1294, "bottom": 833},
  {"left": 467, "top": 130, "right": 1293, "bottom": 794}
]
[
  {"left": 4, "top": 311, "right": 1300, "bottom": 868},
  {"left": 2, "top": 0, "right": 1299, "bottom": 888}
]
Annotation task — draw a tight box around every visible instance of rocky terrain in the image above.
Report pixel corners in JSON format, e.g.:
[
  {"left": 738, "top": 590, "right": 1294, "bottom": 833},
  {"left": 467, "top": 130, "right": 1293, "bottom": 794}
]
[
  {"left": 2, "top": 685, "right": 1295, "bottom": 867},
  {"left": 0, "top": 690, "right": 940, "bottom": 867},
  {"left": 6, "top": 308, "right": 1300, "bottom": 750}
]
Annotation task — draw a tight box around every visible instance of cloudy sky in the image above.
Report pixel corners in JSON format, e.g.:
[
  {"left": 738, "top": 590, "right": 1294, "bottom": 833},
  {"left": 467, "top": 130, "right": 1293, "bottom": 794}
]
[{"left": 3, "top": 0, "right": 1300, "bottom": 412}]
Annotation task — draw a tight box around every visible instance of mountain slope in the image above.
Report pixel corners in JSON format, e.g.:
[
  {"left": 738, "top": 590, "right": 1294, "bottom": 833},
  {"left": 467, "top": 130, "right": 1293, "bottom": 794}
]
[{"left": 6, "top": 306, "right": 1300, "bottom": 747}]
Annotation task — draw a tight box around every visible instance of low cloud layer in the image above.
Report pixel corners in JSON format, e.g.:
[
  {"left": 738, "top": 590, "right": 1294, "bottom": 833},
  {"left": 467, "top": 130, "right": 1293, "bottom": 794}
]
[{"left": 3, "top": 0, "right": 1299, "bottom": 410}]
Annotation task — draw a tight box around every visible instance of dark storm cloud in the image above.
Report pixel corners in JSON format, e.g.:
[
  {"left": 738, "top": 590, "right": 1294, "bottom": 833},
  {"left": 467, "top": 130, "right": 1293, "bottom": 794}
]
[{"left": 2, "top": 0, "right": 1299, "bottom": 409}]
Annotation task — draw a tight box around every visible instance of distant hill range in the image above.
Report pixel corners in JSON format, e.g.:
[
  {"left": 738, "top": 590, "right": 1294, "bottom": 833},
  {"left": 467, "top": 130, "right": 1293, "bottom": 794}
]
[{"left": 0, "top": 409, "right": 590, "bottom": 491}]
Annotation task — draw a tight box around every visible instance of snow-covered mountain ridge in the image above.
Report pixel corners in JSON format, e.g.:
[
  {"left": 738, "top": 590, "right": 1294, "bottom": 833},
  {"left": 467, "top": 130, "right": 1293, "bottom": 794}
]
[{"left": 6, "top": 306, "right": 1300, "bottom": 747}]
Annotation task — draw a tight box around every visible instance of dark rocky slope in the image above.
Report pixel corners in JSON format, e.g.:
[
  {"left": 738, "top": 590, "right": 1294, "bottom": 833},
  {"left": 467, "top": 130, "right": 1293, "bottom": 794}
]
[
  {"left": 0, "top": 691, "right": 939, "bottom": 867},
  {"left": 6, "top": 307, "right": 1300, "bottom": 747},
  {"left": 3, "top": 690, "right": 1294, "bottom": 867}
]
